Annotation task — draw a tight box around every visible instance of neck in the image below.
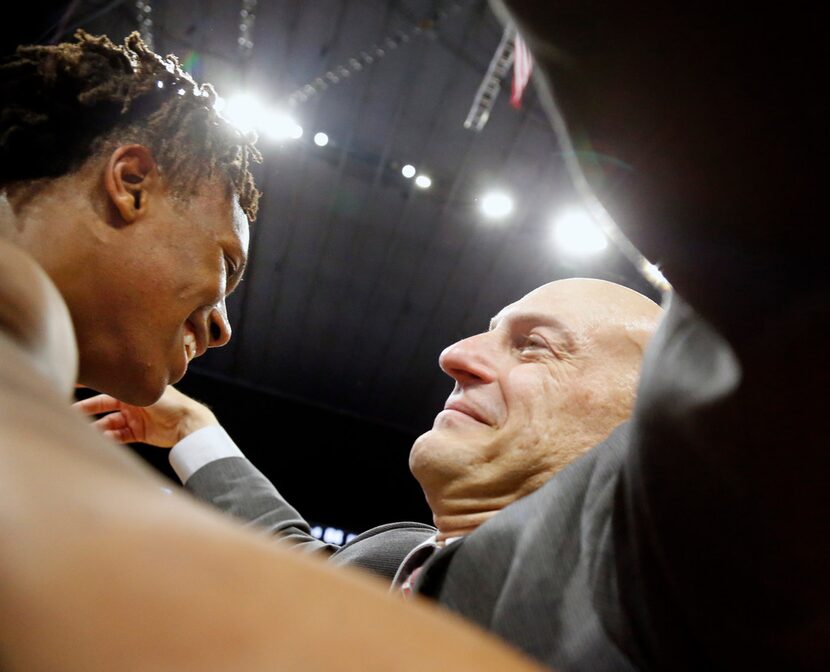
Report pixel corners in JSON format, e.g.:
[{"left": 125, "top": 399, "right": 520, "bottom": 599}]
[
  {"left": 1, "top": 182, "right": 68, "bottom": 270},
  {"left": 0, "top": 237, "right": 79, "bottom": 396},
  {"left": 423, "top": 468, "right": 563, "bottom": 541},
  {"left": 0, "top": 185, "right": 81, "bottom": 396},
  {"left": 0, "top": 189, "right": 17, "bottom": 240}
]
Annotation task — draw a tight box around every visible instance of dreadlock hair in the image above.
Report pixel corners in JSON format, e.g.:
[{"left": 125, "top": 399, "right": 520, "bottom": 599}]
[{"left": 0, "top": 30, "right": 261, "bottom": 220}]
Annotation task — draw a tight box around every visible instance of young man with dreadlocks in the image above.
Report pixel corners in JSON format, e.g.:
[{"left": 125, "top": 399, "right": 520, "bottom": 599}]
[
  {"left": 0, "top": 31, "right": 544, "bottom": 672},
  {"left": 0, "top": 30, "right": 261, "bottom": 405}
]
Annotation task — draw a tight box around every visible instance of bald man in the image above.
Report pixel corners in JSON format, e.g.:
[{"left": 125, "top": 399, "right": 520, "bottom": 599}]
[
  {"left": 80, "top": 277, "right": 663, "bottom": 652},
  {"left": 411, "top": 278, "right": 661, "bottom": 540}
]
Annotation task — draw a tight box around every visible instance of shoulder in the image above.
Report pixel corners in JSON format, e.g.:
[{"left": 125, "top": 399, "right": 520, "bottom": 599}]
[{"left": 332, "top": 522, "right": 437, "bottom": 581}]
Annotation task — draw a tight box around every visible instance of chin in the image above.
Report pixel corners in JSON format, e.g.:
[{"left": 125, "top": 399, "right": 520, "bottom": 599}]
[
  {"left": 408, "top": 431, "right": 436, "bottom": 478},
  {"left": 408, "top": 429, "right": 468, "bottom": 486},
  {"left": 130, "top": 369, "right": 170, "bottom": 406},
  {"left": 82, "top": 366, "right": 167, "bottom": 407},
  {"left": 121, "top": 384, "right": 166, "bottom": 407}
]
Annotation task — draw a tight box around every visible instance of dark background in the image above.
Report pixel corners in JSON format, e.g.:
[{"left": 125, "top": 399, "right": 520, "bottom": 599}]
[{"left": 12, "top": 0, "right": 658, "bottom": 535}]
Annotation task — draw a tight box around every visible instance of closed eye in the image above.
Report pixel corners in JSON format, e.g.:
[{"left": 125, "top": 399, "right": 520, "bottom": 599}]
[
  {"left": 518, "top": 333, "right": 550, "bottom": 352},
  {"left": 224, "top": 255, "right": 242, "bottom": 295}
]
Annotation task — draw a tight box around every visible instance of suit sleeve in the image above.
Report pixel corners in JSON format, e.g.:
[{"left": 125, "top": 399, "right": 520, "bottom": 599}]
[
  {"left": 609, "top": 284, "right": 828, "bottom": 671},
  {"left": 185, "top": 456, "right": 336, "bottom": 555},
  {"left": 178, "top": 433, "right": 438, "bottom": 581}
]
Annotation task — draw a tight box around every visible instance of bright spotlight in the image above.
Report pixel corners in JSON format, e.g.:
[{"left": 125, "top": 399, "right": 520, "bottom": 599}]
[
  {"left": 223, "top": 93, "right": 302, "bottom": 141},
  {"left": 415, "top": 174, "right": 432, "bottom": 189},
  {"left": 401, "top": 164, "right": 416, "bottom": 179},
  {"left": 212, "top": 94, "right": 226, "bottom": 112},
  {"left": 223, "top": 93, "right": 266, "bottom": 134},
  {"left": 314, "top": 132, "right": 329, "bottom": 147},
  {"left": 480, "top": 191, "right": 514, "bottom": 219},
  {"left": 552, "top": 207, "right": 608, "bottom": 256},
  {"left": 262, "top": 110, "right": 303, "bottom": 142}
]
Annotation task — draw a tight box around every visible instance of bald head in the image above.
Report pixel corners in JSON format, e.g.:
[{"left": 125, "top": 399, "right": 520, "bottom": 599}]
[
  {"left": 410, "top": 278, "right": 663, "bottom": 539},
  {"left": 505, "top": 277, "right": 662, "bottom": 350}
]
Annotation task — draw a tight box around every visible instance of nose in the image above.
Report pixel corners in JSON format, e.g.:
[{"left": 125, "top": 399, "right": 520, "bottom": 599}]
[
  {"left": 207, "top": 299, "right": 232, "bottom": 349},
  {"left": 438, "top": 332, "right": 497, "bottom": 386}
]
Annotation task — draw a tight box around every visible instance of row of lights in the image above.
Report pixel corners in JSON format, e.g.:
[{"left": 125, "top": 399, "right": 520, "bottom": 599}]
[
  {"left": 218, "top": 92, "right": 445, "bottom": 187},
  {"left": 309, "top": 525, "right": 358, "bottom": 545},
  {"left": 476, "top": 191, "right": 609, "bottom": 257},
  {"left": 218, "top": 92, "right": 610, "bottom": 258},
  {"left": 402, "top": 169, "right": 608, "bottom": 257},
  {"left": 401, "top": 164, "right": 432, "bottom": 189}
]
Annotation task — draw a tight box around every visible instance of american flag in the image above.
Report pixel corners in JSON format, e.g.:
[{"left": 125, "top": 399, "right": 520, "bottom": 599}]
[{"left": 510, "top": 32, "right": 533, "bottom": 109}]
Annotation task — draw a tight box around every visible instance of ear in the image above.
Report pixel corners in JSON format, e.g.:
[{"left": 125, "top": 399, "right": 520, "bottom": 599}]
[{"left": 103, "top": 145, "right": 159, "bottom": 224}]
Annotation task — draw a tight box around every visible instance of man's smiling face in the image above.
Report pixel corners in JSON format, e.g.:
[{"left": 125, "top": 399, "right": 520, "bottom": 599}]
[{"left": 409, "top": 278, "right": 662, "bottom": 526}]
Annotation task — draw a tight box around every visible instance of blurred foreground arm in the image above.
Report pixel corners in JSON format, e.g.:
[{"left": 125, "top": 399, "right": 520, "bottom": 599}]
[{"left": 1, "top": 337, "right": 544, "bottom": 671}]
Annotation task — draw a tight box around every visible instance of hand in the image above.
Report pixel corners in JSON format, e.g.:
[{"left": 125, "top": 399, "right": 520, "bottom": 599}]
[{"left": 73, "top": 385, "right": 218, "bottom": 447}]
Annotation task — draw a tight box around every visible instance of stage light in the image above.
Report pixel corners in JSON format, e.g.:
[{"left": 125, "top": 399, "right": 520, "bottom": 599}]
[
  {"left": 322, "top": 527, "right": 345, "bottom": 545},
  {"left": 480, "top": 191, "right": 514, "bottom": 219},
  {"left": 401, "top": 164, "right": 416, "bottom": 178},
  {"left": 552, "top": 207, "right": 608, "bottom": 256},
  {"left": 262, "top": 110, "right": 303, "bottom": 142},
  {"left": 415, "top": 174, "right": 432, "bottom": 189},
  {"left": 223, "top": 93, "right": 303, "bottom": 141},
  {"left": 223, "top": 93, "right": 266, "bottom": 133},
  {"left": 212, "top": 94, "right": 226, "bottom": 112},
  {"left": 314, "top": 132, "right": 329, "bottom": 147},
  {"left": 288, "top": 122, "right": 304, "bottom": 139}
]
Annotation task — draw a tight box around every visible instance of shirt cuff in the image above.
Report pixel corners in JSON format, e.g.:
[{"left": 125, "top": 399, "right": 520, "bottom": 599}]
[{"left": 168, "top": 425, "right": 244, "bottom": 484}]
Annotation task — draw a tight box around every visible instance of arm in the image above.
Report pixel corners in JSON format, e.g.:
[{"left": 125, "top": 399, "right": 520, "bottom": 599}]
[
  {"left": 75, "top": 387, "right": 335, "bottom": 553},
  {"left": 181, "top": 430, "right": 335, "bottom": 553}
]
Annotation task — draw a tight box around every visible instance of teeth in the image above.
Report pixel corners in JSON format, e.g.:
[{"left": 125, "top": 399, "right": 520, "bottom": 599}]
[{"left": 184, "top": 331, "right": 197, "bottom": 361}]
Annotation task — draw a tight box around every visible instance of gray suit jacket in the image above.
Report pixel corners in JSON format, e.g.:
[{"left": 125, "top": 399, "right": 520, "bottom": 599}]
[
  {"left": 185, "top": 421, "right": 637, "bottom": 670},
  {"left": 185, "top": 421, "right": 635, "bottom": 670},
  {"left": 185, "top": 456, "right": 435, "bottom": 582}
]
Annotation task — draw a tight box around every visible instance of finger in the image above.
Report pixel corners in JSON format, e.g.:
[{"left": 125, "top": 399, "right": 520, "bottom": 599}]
[
  {"left": 94, "top": 415, "right": 135, "bottom": 444},
  {"left": 72, "top": 394, "right": 123, "bottom": 416},
  {"left": 92, "top": 412, "right": 128, "bottom": 433},
  {"left": 104, "top": 427, "right": 135, "bottom": 444}
]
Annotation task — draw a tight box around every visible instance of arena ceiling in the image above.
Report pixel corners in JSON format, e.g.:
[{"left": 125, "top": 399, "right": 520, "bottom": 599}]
[{"left": 13, "top": 0, "right": 659, "bottom": 435}]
